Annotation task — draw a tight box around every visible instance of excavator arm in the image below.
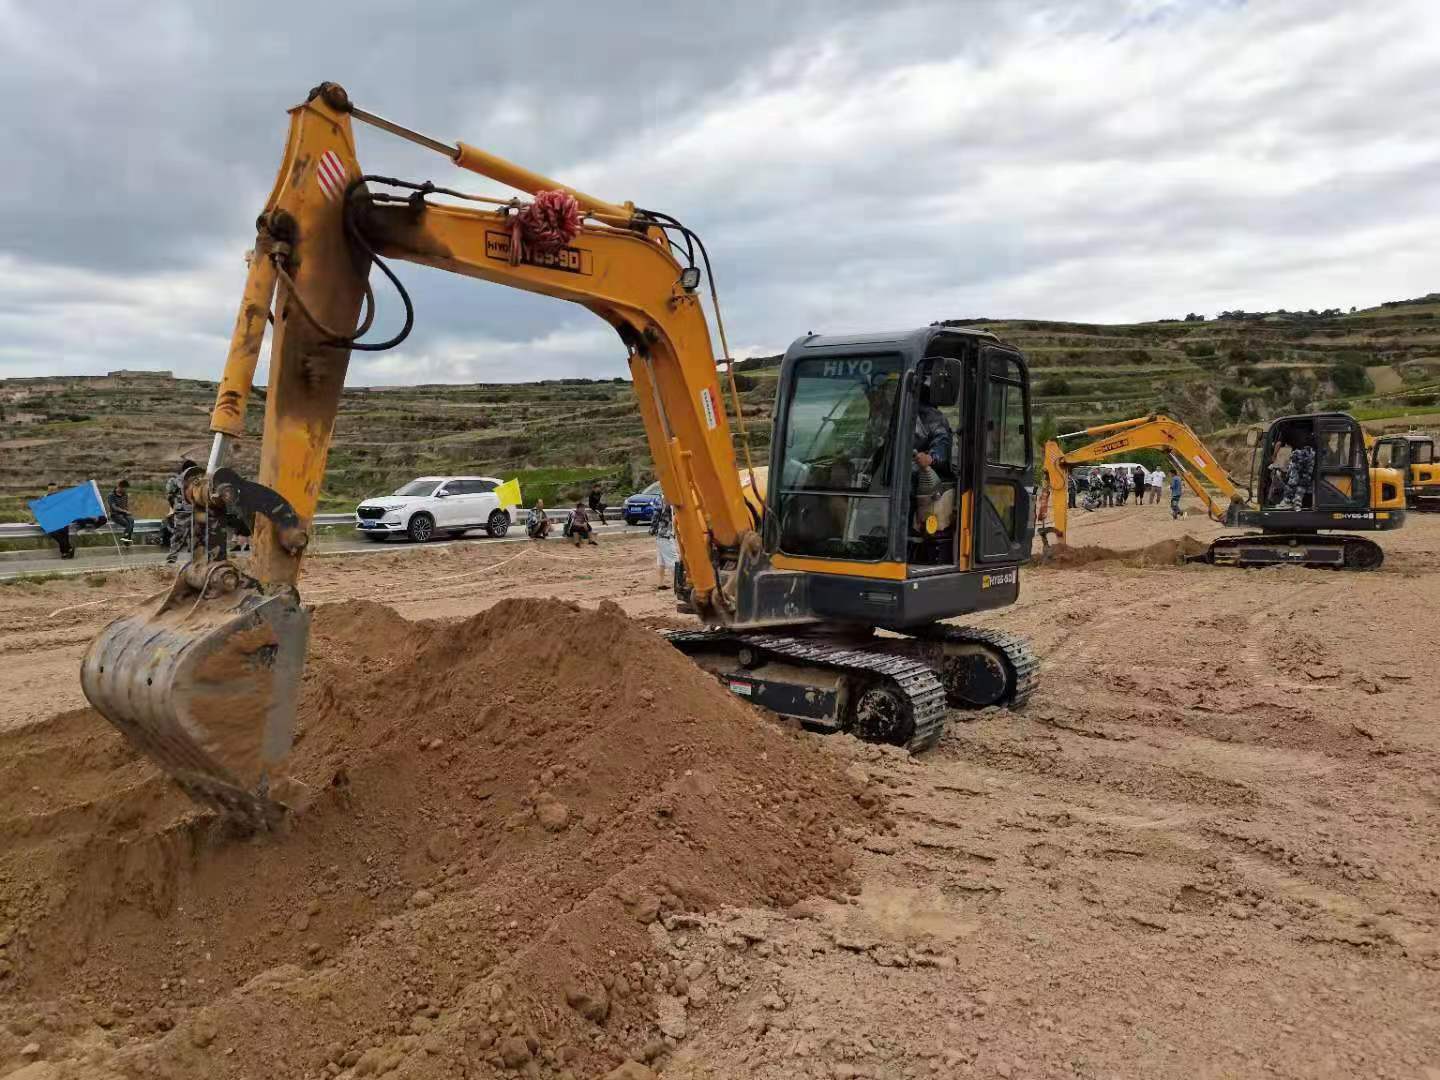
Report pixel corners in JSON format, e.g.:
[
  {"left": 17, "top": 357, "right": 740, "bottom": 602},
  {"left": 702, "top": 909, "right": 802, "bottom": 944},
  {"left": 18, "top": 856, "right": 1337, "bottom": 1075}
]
[
  {"left": 1041, "top": 414, "right": 1246, "bottom": 543},
  {"left": 81, "top": 83, "right": 759, "bottom": 827}
]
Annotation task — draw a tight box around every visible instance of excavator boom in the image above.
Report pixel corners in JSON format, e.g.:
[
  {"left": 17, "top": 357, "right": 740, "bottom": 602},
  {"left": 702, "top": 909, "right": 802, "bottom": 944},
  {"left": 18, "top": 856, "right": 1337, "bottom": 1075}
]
[
  {"left": 1042, "top": 413, "right": 1244, "bottom": 541},
  {"left": 81, "top": 83, "right": 758, "bottom": 826}
]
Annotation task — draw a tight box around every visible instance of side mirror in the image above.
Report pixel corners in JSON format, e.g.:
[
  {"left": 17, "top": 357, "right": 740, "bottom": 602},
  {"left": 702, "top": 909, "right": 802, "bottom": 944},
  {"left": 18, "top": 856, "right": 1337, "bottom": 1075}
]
[
  {"left": 922, "top": 358, "right": 963, "bottom": 408},
  {"left": 435, "top": 489, "right": 449, "bottom": 498}
]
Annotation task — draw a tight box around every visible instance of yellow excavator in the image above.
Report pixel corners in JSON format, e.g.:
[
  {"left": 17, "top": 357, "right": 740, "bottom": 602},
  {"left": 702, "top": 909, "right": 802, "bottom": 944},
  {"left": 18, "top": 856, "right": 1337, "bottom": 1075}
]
[
  {"left": 1040, "top": 412, "right": 1406, "bottom": 568},
  {"left": 81, "top": 83, "right": 1040, "bottom": 829},
  {"left": 1369, "top": 433, "right": 1440, "bottom": 511}
]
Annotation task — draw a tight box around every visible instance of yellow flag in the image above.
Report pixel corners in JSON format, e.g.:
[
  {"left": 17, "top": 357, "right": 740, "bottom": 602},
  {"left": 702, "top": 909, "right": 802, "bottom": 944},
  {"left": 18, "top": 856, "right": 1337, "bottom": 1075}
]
[{"left": 493, "top": 477, "right": 521, "bottom": 509}]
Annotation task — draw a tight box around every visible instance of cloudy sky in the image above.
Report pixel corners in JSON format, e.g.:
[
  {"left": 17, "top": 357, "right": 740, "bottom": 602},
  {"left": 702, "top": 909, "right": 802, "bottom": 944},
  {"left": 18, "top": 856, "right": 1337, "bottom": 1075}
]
[{"left": 1, "top": 0, "right": 1436, "bottom": 385}]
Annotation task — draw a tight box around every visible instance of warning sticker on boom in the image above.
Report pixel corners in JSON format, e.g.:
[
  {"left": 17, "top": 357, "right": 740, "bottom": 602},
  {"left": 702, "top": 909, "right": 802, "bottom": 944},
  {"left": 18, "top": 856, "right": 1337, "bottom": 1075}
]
[{"left": 700, "top": 387, "right": 718, "bottom": 430}]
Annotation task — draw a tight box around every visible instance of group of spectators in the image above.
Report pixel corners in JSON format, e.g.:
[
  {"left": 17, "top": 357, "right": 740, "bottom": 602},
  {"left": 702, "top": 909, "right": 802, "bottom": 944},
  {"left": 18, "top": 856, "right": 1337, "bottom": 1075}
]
[
  {"left": 1068, "top": 465, "right": 1186, "bottom": 520},
  {"left": 525, "top": 482, "right": 679, "bottom": 591},
  {"left": 525, "top": 483, "right": 609, "bottom": 546},
  {"left": 37, "top": 460, "right": 197, "bottom": 562}
]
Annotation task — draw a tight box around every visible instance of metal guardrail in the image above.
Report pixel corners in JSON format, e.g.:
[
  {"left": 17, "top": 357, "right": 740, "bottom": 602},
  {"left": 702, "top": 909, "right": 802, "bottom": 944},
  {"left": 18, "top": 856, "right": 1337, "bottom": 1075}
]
[
  {"left": 0, "top": 505, "right": 627, "bottom": 542},
  {"left": 0, "top": 513, "right": 356, "bottom": 541}
]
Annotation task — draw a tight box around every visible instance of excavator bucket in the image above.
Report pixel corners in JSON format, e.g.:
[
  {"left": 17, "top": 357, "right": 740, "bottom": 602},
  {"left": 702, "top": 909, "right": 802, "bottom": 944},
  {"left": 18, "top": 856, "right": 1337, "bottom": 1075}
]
[{"left": 81, "top": 574, "right": 308, "bottom": 830}]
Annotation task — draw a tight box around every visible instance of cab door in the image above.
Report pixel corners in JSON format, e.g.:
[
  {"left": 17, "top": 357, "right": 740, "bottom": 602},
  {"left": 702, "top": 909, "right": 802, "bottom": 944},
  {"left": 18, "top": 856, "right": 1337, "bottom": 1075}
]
[
  {"left": 1313, "top": 418, "right": 1367, "bottom": 510},
  {"left": 973, "top": 347, "right": 1034, "bottom": 564}
]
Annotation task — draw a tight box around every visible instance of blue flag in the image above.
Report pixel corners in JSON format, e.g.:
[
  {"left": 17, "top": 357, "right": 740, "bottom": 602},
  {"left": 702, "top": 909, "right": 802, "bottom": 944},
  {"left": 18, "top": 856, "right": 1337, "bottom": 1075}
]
[{"left": 29, "top": 481, "right": 107, "bottom": 534}]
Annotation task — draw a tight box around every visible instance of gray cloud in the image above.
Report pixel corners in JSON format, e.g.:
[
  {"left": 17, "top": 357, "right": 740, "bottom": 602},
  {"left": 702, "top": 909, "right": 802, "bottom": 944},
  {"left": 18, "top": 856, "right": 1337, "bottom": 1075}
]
[{"left": 1, "top": 0, "right": 1436, "bottom": 384}]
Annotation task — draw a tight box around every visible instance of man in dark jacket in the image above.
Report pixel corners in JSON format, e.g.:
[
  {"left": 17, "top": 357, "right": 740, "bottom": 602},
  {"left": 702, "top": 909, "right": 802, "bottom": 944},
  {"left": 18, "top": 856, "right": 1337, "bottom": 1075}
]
[
  {"left": 587, "top": 483, "right": 607, "bottom": 525},
  {"left": 108, "top": 479, "right": 135, "bottom": 543},
  {"left": 1132, "top": 466, "right": 1146, "bottom": 508}
]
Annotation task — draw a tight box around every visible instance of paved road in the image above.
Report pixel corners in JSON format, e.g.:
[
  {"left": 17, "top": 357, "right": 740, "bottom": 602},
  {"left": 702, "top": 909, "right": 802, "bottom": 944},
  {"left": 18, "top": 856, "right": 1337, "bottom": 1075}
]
[{"left": 0, "top": 521, "right": 644, "bottom": 580}]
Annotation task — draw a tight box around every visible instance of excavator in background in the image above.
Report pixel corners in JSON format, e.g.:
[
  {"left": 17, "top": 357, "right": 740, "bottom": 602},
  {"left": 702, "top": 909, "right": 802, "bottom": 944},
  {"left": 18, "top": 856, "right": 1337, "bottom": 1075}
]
[
  {"left": 1370, "top": 433, "right": 1440, "bottom": 511},
  {"left": 81, "top": 83, "right": 1039, "bottom": 830},
  {"left": 1040, "top": 412, "right": 1406, "bottom": 569}
]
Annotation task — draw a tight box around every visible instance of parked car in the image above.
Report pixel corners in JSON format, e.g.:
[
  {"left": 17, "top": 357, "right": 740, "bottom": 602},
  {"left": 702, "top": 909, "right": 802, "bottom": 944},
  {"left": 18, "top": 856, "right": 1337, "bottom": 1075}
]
[
  {"left": 355, "top": 476, "right": 512, "bottom": 542},
  {"left": 622, "top": 481, "right": 663, "bottom": 525}
]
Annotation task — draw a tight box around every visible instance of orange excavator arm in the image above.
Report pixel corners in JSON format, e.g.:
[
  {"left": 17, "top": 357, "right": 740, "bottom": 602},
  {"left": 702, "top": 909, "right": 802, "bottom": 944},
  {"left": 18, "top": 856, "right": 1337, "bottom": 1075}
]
[
  {"left": 1042, "top": 414, "right": 1247, "bottom": 543},
  {"left": 82, "top": 83, "right": 761, "bottom": 828},
  {"left": 208, "top": 82, "right": 754, "bottom": 606}
]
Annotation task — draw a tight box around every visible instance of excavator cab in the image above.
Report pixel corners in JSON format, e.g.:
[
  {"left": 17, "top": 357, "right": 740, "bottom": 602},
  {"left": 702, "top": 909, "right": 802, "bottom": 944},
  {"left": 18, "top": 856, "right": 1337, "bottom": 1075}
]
[
  {"left": 1250, "top": 413, "right": 1405, "bottom": 522},
  {"left": 1371, "top": 434, "right": 1440, "bottom": 511},
  {"left": 759, "top": 328, "right": 1034, "bottom": 625}
]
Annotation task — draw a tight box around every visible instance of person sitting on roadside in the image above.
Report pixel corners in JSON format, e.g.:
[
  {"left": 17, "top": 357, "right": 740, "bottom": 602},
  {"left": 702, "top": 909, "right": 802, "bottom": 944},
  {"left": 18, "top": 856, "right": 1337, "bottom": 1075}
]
[
  {"left": 570, "top": 502, "right": 598, "bottom": 546},
  {"left": 526, "top": 499, "right": 552, "bottom": 540},
  {"left": 108, "top": 479, "right": 135, "bottom": 544}
]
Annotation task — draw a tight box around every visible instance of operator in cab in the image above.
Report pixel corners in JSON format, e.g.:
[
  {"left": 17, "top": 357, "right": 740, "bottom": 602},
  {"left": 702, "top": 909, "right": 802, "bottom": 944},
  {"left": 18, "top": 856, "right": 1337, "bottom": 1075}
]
[{"left": 910, "top": 365, "right": 958, "bottom": 560}]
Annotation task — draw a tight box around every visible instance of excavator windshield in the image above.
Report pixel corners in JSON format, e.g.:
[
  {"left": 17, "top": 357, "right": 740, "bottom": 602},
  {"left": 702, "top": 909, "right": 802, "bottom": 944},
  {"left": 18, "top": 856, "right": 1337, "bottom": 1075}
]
[{"left": 777, "top": 356, "right": 902, "bottom": 559}]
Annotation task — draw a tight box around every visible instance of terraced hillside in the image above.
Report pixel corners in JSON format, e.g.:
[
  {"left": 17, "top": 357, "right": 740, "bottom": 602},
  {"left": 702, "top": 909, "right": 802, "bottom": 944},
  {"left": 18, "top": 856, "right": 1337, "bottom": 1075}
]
[{"left": 2, "top": 295, "right": 1436, "bottom": 521}]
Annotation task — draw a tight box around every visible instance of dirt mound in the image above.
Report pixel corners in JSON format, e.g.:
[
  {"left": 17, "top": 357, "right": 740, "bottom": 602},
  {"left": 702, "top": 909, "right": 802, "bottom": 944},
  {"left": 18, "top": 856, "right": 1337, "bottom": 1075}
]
[
  {"left": 1039, "top": 534, "right": 1210, "bottom": 568},
  {"left": 0, "top": 598, "right": 870, "bottom": 1079}
]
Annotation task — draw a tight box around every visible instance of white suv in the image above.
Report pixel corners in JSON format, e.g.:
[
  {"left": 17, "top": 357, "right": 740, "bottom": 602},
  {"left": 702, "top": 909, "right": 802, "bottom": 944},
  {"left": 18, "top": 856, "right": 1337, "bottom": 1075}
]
[{"left": 355, "top": 476, "right": 512, "bottom": 542}]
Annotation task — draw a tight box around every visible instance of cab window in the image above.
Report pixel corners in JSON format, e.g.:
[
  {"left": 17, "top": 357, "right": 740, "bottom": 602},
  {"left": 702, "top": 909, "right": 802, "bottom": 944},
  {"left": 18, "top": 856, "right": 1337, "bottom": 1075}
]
[
  {"left": 985, "top": 360, "right": 1028, "bottom": 467},
  {"left": 777, "top": 355, "right": 901, "bottom": 560},
  {"left": 1317, "top": 429, "right": 1356, "bottom": 468}
]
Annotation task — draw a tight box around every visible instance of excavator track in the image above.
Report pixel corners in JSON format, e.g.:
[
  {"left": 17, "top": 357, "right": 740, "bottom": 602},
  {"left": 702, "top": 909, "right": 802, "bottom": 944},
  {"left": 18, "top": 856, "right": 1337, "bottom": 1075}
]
[
  {"left": 894, "top": 623, "right": 1041, "bottom": 709},
  {"left": 667, "top": 629, "right": 950, "bottom": 753},
  {"left": 1197, "top": 533, "right": 1384, "bottom": 571}
]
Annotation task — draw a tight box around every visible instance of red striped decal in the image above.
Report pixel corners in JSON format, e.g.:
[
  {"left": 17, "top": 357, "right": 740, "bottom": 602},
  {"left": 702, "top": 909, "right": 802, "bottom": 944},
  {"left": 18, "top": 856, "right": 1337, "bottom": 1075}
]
[{"left": 316, "top": 150, "right": 346, "bottom": 201}]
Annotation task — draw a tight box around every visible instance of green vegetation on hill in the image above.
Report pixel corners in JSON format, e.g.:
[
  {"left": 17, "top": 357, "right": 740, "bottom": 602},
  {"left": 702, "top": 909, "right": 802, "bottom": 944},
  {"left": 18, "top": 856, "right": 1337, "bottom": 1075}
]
[{"left": 2, "top": 294, "right": 1437, "bottom": 521}]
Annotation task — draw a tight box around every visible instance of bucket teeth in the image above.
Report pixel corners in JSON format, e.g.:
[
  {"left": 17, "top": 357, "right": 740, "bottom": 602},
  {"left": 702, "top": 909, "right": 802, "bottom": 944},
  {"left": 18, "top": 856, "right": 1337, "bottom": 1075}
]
[{"left": 80, "top": 574, "right": 308, "bottom": 831}]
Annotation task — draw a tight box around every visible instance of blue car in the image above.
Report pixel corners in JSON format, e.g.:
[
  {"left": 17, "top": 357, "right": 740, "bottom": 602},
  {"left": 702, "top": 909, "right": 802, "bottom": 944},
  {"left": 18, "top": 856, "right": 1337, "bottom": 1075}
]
[{"left": 622, "top": 481, "right": 663, "bottom": 525}]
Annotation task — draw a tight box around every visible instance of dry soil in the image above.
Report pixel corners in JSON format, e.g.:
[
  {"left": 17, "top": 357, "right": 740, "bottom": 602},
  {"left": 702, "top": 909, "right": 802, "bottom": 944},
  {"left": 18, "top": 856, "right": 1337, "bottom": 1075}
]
[{"left": 0, "top": 503, "right": 1438, "bottom": 1080}]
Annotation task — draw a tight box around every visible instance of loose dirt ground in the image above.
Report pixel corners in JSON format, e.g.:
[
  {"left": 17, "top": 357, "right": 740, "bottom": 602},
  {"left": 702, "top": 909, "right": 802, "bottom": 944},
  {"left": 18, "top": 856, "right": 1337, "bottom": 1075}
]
[{"left": 1, "top": 501, "right": 1438, "bottom": 1079}]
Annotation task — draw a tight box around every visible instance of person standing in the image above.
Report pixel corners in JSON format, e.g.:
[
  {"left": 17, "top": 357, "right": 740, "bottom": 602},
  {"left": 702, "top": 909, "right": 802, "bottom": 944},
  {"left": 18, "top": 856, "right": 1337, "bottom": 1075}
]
[
  {"left": 651, "top": 500, "right": 677, "bottom": 589},
  {"left": 107, "top": 479, "right": 135, "bottom": 544},
  {"left": 587, "top": 483, "right": 607, "bottom": 526},
  {"left": 1132, "top": 466, "right": 1146, "bottom": 508},
  {"left": 1170, "top": 472, "right": 1184, "bottom": 519},
  {"left": 165, "top": 459, "right": 197, "bottom": 564},
  {"left": 1148, "top": 468, "right": 1164, "bottom": 504},
  {"left": 1066, "top": 472, "right": 1077, "bottom": 510}
]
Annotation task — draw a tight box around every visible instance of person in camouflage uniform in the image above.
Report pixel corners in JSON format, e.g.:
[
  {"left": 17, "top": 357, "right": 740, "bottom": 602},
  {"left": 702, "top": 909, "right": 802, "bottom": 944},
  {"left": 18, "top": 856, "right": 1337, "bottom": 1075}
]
[
  {"left": 1282, "top": 442, "right": 1316, "bottom": 511},
  {"left": 165, "top": 458, "right": 197, "bottom": 564}
]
